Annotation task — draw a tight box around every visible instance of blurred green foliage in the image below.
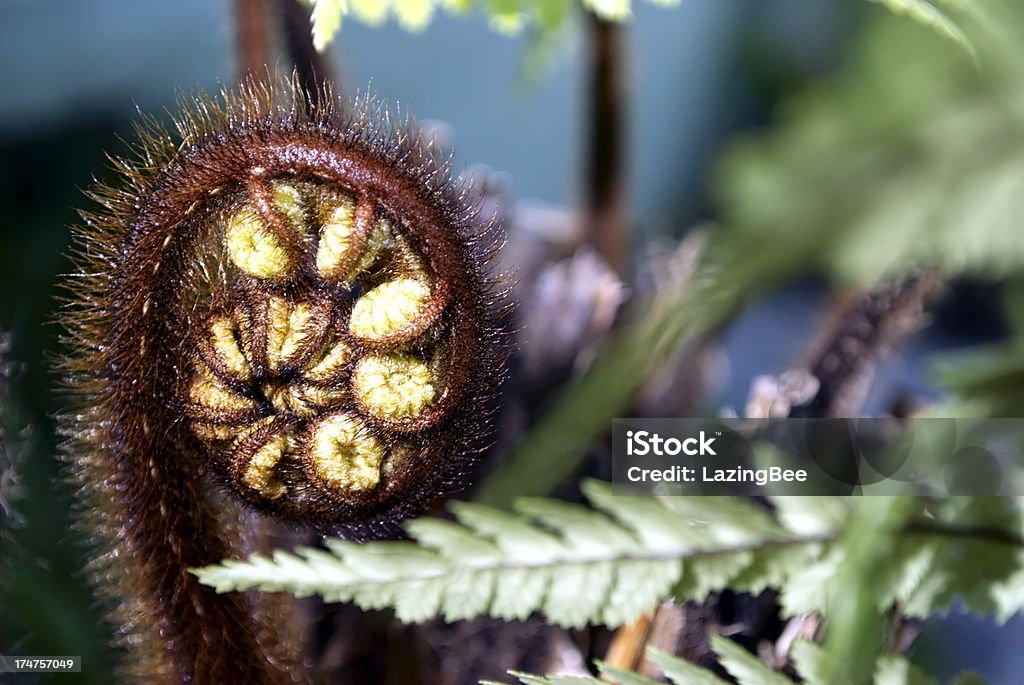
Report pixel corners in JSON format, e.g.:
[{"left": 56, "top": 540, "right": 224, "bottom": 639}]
[
  {"left": 934, "top": 282, "right": 1024, "bottom": 416},
  {"left": 304, "top": 0, "right": 982, "bottom": 68},
  {"left": 868, "top": 0, "right": 979, "bottom": 57},
  {"left": 481, "top": 0, "right": 1024, "bottom": 504},
  {"left": 716, "top": 0, "right": 1024, "bottom": 285},
  {"left": 492, "top": 637, "right": 937, "bottom": 684},
  {"left": 305, "top": 0, "right": 681, "bottom": 49}
]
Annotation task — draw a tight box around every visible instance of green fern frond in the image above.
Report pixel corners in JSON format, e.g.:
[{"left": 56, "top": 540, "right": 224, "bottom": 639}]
[
  {"left": 195, "top": 481, "right": 806, "bottom": 627},
  {"left": 304, "top": 0, "right": 980, "bottom": 56},
  {"left": 867, "top": 0, "right": 976, "bottom": 58},
  {"left": 194, "top": 482, "right": 825, "bottom": 627},
  {"left": 194, "top": 484, "right": 1024, "bottom": 631},
  {"left": 491, "top": 642, "right": 737, "bottom": 685},
  {"left": 491, "top": 639, "right": 953, "bottom": 685},
  {"left": 710, "top": 636, "right": 794, "bottom": 685},
  {"left": 305, "top": 0, "right": 678, "bottom": 50},
  {"left": 711, "top": 1, "right": 1024, "bottom": 292}
]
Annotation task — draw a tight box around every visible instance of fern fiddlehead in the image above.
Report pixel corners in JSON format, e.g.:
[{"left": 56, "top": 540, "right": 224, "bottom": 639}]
[{"left": 58, "top": 78, "right": 505, "bottom": 682}]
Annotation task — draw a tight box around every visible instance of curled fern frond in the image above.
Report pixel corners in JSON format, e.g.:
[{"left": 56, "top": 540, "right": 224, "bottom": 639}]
[{"left": 58, "top": 75, "right": 507, "bottom": 682}]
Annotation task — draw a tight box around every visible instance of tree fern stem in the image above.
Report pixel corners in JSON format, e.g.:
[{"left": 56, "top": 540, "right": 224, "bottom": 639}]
[
  {"left": 794, "top": 271, "right": 945, "bottom": 417},
  {"left": 61, "top": 79, "right": 505, "bottom": 680},
  {"left": 276, "top": 0, "right": 335, "bottom": 98},
  {"left": 234, "top": 0, "right": 273, "bottom": 81},
  {"left": 583, "top": 11, "right": 629, "bottom": 276}
]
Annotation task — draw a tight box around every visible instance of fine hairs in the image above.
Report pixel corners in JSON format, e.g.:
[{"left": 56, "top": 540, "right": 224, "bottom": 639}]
[{"left": 57, "top": 75, "right": 508, "bottom": 683}]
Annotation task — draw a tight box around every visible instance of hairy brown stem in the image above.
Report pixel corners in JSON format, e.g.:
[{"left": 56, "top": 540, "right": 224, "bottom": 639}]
[
  {"left": 795, "top": 272, "right": 945, "bottom": 417},
  {"left": 61, "top": 80, "right": 506, "bottom": 684},
  {"left": 583, "top": 12, "right": 629, "bottom": 276},
  {"left": 276, "top": 0, "right": 335, "bottom": 96},
  {"left": 234, "top": 0, "right": 273, "bottom": 81}
]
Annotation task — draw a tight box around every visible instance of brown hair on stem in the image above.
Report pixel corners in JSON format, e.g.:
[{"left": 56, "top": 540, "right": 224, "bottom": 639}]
[{"left": 57, "top": 76, "right": 508, "bottom": 683}]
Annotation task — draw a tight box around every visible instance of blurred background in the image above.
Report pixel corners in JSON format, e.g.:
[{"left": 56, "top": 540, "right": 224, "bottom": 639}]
[{"left": 2, "top": 0, "right": 1024, "bottom": 682}]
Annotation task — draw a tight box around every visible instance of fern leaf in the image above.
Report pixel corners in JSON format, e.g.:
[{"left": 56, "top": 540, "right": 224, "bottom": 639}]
[
  {"left": 581, "top": 0, "right": 631, "bottom": 21},
  {"left": 310, "top": 0, "right": 346, "bottom": 51},
  {"left": 350, "top": 0, "right": 390, "bottom": 24},
  {"left": 507, "top": 640, "right": 950, "bottom": 685},
  {"left": 305, "top": 0, "right": 682, "bottom": 50},
  {"left": 194, "top": 482, "right": 810, "bottom": 628},
  {"left": 640, "top": 647, "right": 730, "bottom": 684},
  {"left": 501, "top": 674, "right": 602, "bottom": 685},
  {"left": 789, "top": 640, "right": 828, "bottom": 685},
  {"left": 711, "top": 635, "right": 794, "bottom": 685},
  {"left": 595, "top": 664, "right": 663, "bottom": 685},
  {"left": 393, "top": 0, "right": 436, "bottom": 30},
  {"left": 308, "top": 0, "right": 977, "bottom": 57},
  {"left": 791, "top": 639, "right": 939, "bottom": 685},
  {"left": 867, "top": 0, "right": 975, "bottom": 57},
  {"left": 194, "top": 486, "right": 1024, "bottom": 630},
  {"left": 874, "top": 655, "right": 937, "bottom": 685},
  {"left": 771, "top": 496, "right": 853, "bottom": 537}
]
